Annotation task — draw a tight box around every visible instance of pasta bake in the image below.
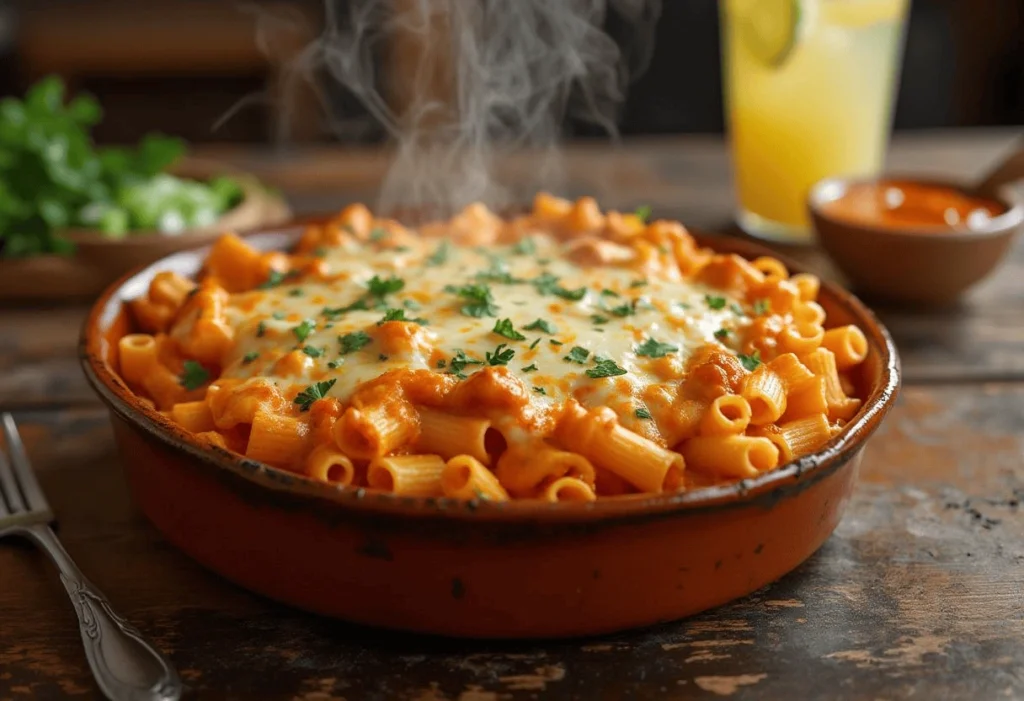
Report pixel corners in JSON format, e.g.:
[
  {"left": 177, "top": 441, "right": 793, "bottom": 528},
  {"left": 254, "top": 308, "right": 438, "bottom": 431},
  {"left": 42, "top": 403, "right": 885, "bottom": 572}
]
[{"left": 120, "top": 195, "right": 868, "bottom": 502}]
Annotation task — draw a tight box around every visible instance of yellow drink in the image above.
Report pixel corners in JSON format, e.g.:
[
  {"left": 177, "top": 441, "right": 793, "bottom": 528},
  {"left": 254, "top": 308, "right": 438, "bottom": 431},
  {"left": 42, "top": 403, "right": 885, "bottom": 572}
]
[{"left": 722, "top": 0, "right": 910, "bottom": 242}]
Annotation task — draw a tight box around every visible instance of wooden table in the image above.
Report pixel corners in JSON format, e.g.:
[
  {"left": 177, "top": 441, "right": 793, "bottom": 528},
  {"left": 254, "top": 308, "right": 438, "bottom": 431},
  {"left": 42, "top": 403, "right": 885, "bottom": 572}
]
[{"left": 2, "top": 129, "right": 1022, "bottom": 700}]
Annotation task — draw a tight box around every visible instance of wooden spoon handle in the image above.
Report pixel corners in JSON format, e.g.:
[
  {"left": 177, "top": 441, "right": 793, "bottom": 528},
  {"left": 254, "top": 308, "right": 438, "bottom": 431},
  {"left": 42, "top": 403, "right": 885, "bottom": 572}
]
[{"left": 974, "top": 139, "right": 1024, "bottom": 199}]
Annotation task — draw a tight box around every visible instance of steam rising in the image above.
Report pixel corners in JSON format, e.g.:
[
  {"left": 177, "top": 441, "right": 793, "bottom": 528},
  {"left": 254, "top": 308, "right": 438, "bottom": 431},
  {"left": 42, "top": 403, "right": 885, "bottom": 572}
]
[{"left": 279, "top": 0, "right": 662, "bottom": 215}]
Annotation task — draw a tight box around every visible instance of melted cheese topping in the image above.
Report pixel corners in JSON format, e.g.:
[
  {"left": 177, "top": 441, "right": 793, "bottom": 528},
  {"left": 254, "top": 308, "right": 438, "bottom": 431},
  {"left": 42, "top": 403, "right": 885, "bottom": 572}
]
[{"left": 220, "top": 231, "right": 751, "bottom": 429}]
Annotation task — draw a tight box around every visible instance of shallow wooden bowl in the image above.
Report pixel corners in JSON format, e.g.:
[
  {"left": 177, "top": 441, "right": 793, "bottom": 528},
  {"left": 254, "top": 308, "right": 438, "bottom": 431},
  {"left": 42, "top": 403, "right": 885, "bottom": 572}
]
[
  {"left": 0, "top": 158, "right": 291, "bottom": 303},
  {"left": 80, "top": 225, "right": 901, "bottom": 639},
  {"left": 809, "top": 175, "right": 1023, "bottom": 306}
]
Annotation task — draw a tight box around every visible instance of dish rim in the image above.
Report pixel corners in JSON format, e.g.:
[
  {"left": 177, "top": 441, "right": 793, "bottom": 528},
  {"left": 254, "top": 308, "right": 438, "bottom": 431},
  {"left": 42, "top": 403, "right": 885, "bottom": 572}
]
[
  {"left": 808, "top": 173, "right": 1024, "bottom": 241},
  {"left": 79, "top": 220, "right": 902, "bottom": 524}
]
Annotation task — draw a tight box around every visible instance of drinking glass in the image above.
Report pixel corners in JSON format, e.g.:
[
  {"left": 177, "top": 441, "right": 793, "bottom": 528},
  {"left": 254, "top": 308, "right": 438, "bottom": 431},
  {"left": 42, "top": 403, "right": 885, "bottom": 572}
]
[{"left": 721, "top": 0, "right": 911, "bottom": 243}]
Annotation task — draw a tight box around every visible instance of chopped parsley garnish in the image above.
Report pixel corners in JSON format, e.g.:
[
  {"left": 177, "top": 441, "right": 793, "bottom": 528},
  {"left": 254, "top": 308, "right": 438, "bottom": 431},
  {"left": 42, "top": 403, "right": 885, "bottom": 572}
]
[
  {"left": 486, "top": 344, "right": 515, "bottom": 366},
  {"left": 448, "top": 350, "right": 484, "bottom": 378},
  {"left": 731, "top": 303, "right": 745, "bottom": 316},
  {"left": 242, "top": 351, "right": 259, "bottom": 365},
  {"left": 402, "top": 299, "right": 421, "bottom": 311},
  {"left": 532, "top": 386, "right": 547, "bottom": 395},
  {"left": 436, "top": 359, "right": 447, "bottom": 368},
  {"left": 288, "top": 288, "right": 304, "bottom": 297},
  {"left": 377, "top": 308, "right": 426, "bottom": 326},
  {"left": 524, "top": 318, "right": 558, "bottom": 334},
  {"left": 738, "top": 351, "right": 763, "bottom": 372},
  {"left": 634, "top": 204, "right": 652, "bottom": 222},
  {"left": 630, "top": 279, "right": 648, "bottom": 288},
  {"left": 426, "top": 240, "right": 450, "bottom": 266},
  {"left": 338, "top": 330, "right": 372, "bottom": 355},
  {"left": 753, "top": 298, "right": 772, "bottom": 316},
  {"left": 311, "top": 247, "right": 329, "bottom": 258},
  {"left": 586, "top": 358, "right": 627, "bottom": 378},
  {"left": 446, "top": 283, "right": 498, "bottom": 318},
  {"left": 635, "top": 337, "right": 679, "bottom": 358},
  {"left": 272, "top": 311, "right": 288, "bottom": 320},
  {"left": 367, "top": 274, "right": 405, "bottom": 298},
  {"left": 635, "top": 407, "right": 653, "bottom": 420},
  {"left": 512, "top": 237, "right": 536, "bottom": 255},
  {"left": 529, "top": 338, "right": 542, "bottom": 350},
  {"left": 292, "top": 319, "right": 316, "bottom": 343},
  {"left": 369, "top": 227, "right": 388, "bottom": 241},
  {"left": 609, "top": 301, "right": 637, "bottom": 317},
  {"left": 258, "top": 269, "right": 298, "bottom": 289},
  {"left": 533, "top": 272, "right": 586, "bottom": 302},
  {"left": 302, "top": 345, "right": 323, "bottom": 358},
  {"left": 256, "top": 321, "right": 266, "bottom": 338},
  {"left": 563, "top": 346, "right": 590, "bottom": 364},
  {"left": 549, "top": 339, "right": 564, "bottom": 347},
  {"left": 591, "top": 314, "right": 610, "bottom": 325},
  {"left": 322, "top": 298, "right": 375, "bottom": 319},
  {"left": 493, "top": 318, "right": 526, "bottom": 341},
  {"left": 294, "top": 379, "right": 336, "bottom": 411},
  {"left": 378, "top": 354, "right": 389, "bottom": 361},
  {"left": 601, "top": 289, "right": 620, "bottom": 298},
  {"left": 705, "top": 295, "right": 727, "bottom": 310},
  {"left": 475, "top": 259, "right": 524, "bottom": 284},
  {"left": 179, "top": 360, "right": 209, "bottom": 390},
  {"left": 394, "top": 246, "right": 411, "bottom": 253},
  {"left": 714, "top": 328, "right": 731, "bottom": 340},
  {"left": 522, "top": 363, "right": 538, "bottom": 373},
  {"left": 327, "top": 360, "right": 341, "bottom": 369}
]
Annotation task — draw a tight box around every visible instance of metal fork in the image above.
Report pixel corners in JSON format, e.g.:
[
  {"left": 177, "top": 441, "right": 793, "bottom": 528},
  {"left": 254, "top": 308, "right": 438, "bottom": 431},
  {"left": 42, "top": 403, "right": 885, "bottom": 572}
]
[{"left": 0, "top": 413, "right": 181, "bottom": 701}]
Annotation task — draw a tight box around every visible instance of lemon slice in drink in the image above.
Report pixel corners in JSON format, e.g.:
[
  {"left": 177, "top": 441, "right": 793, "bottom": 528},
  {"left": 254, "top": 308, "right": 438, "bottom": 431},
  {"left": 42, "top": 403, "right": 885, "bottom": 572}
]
[{"left": 739, "top": 0, "right": 811, "bottom": 68}]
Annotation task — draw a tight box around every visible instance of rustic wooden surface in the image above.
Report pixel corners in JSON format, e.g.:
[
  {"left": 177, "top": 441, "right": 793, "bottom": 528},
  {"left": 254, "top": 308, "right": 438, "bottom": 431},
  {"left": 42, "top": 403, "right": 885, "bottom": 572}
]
[{"left": 2, "top": 129, "right": 1023, "bottom": 700}]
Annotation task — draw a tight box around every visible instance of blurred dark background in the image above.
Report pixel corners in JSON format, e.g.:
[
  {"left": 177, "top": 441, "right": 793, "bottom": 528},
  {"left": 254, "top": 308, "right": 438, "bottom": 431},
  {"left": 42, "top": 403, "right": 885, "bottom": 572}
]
[{"left": 0, "top": 0, "right": 1020, "bottom": 145}]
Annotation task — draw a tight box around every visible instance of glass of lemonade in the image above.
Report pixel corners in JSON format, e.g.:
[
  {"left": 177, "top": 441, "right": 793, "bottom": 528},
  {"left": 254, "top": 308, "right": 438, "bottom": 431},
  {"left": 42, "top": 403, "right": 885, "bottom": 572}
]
[{"left": 721, "top": 0, "right": 910, "bottom": 243}]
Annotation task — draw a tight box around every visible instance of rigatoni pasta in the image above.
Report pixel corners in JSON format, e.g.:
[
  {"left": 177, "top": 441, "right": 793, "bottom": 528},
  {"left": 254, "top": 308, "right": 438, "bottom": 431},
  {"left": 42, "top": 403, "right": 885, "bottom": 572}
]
[{"left": 119, "top": 196, "right": 871, "bottom": 500}]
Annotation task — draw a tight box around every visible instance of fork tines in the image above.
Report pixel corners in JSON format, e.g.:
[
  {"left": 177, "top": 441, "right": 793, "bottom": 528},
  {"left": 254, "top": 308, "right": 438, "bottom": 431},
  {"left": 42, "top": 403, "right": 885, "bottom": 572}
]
[{"left": 0, "top": 413, "right": 53, "bottom": 522}]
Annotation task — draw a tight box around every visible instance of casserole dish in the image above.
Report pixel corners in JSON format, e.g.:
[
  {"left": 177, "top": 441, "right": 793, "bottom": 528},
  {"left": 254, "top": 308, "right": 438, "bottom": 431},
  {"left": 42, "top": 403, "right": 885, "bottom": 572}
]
[{"left": 80, "top": 215, "right": 899, "bottom": 638}]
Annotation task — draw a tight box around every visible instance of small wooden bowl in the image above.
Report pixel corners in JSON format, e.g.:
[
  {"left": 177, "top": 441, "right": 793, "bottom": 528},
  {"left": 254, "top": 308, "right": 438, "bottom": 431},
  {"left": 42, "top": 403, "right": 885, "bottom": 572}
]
[
  {"left": 809, "top": 175, "right": 1023, "bottom": 306},
  {"left": 0, "top": 158, "right": 291, "bottom": 304},
  {"left": 80, "top": 225, "right": 901, "bottom": 639}
]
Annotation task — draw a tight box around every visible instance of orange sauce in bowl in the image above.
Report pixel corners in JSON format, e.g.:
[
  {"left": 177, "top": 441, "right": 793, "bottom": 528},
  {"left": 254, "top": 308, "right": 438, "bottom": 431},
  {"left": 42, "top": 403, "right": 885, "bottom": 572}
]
[{"left": 823, "top": 180, "right": 1006, "bottom": 232}]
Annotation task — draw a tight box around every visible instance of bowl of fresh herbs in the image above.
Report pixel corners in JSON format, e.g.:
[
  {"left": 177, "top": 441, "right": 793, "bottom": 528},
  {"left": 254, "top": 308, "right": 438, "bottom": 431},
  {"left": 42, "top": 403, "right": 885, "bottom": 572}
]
[{"left": 0, "top": 76, "right": 290, "bottom": 301}]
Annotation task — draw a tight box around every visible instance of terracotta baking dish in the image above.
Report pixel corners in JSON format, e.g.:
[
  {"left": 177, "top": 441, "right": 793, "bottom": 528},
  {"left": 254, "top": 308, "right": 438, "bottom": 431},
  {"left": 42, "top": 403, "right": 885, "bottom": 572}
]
[{"left": 80, "top": 224, "right": 901, "bottom": 639}]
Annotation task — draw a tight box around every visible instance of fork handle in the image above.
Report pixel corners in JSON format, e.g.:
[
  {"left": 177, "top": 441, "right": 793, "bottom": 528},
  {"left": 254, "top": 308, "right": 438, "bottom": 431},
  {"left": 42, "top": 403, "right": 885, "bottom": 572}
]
[{"left": 25, "top": 525, "right": 182, "bottom": 701}]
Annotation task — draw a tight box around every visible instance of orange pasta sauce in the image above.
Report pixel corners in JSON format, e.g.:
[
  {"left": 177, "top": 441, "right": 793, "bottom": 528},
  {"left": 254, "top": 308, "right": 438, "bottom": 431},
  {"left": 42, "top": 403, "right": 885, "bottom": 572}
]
[{"left": 822, "top": 180, "right": 1005, "bottom": 231}]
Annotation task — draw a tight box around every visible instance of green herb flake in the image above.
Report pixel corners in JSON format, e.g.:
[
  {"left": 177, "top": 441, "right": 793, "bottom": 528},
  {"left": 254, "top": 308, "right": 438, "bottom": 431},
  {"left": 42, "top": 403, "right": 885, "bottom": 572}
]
[
  {"left": 292, "top": 319, "right": 316, "bottom": 343},
  {"left": 293, "top": 379, "right": 336, "bottom": 411},
  {"left": 448, "top": 349, "right": 485, "bottom": 378},
  {"left": 272, "top": 311, "right": 288, "bottom": 321},
  {"left": 609, "top": 301, "right": 637, "bottom": 317},
  {"left": 705, "top": 295, "right": 727, "bottom": 310},
  {"left": 524, "top": 318, "right": 558, "bottom": 334},
  {"left": 563, "top": 346, "right": 590, "bottom": 365},
  {"left": 532, "top": 386, "right": 547, "bottom": 395},
  {"left": 288, "top": 288, "right": 304, "bottom": 297},
  {"left": 486, "top": 343, "right": 515, "bottom": 366},
  {"left": 493, "top": 318, "right": 527, "bottom": 341},
  {"left": 635, "top": 337, "right": 679, "bottom": 358},
  {"left": 549, "top": 339, "right": 564, "bottom": 347},
  {"left": 369, "top": 227, "right": 388, "bottom": 241},
  {"left": 753, "top": 298, "right": 772, "bottom": 316},
  {"left": 591, "top": 314, "right": 610, "bottom": 325},
  {"left": 377, "top": 308, "right": 427, "bottom": 326},
  {"left": 367, "top": 274, "right": 405, "bottom": 298},
  {"left": 258, "top": 269, "right": 297, "bottom": 289},
  {"left": 738, "top": 350, "right": 763, "bottom": 372},
  {"left": 635, "top": 407, "right": 653, "bottom": 420},
  {"left": 311, "top": 247, "right": 329, "bottom": 258},
  {"left": 731, "top": 303, "right": 745, "bottom": 316},
  {"left": 634, "top": 204, "right": 652, "bottom": 222},
  {"left": 327, "top": 360, "right": 341, "bottom": 369},
  {"left": 302, "top": 345, "right": 323, "bottom": 358},
  {"left": 426, "top": 241, "right": 450, "bottom": 266},
  {"left": 446, "top": 283, "right": 499, "bottom": 318},
  {"left": 378, "top": 354, "right": 389, "bottom": 361},
  {"left": 630, "top": 279, "right": 648, "bottom": 288},
  {"left": 533, "top": 272, "right": 586, "bottom": 302},
  {"left": 322, "top": 297, "right": 374, "bottom": 319},
  {"left": 436, "top": 359, "right": 447, "bottom": 368},
  {"left": 402, "top": 299, "right": 421, "bottom": 311},
  {"left": 601, "top": 289, "right": 621, "bottom": 298},
  {"left": 512, "top": 237, "right": 536, "bottom": 255},
  {"left": 714, "top": 328, "right": 731, "bottom": 341},
  {"left": 242, "top": 351, "right": 259, "bottom": 365},
  {"left": 586, "top": 358, "right": 627, "bottom": 379},
  {"left": 522, "top": 363, "right": 538, "bottom": 373},
  {"left": 256, "top": 321, "right": 267, "bottom": 338},
  {"left": 338, "top": 330, "right": 372, "bottom": 355},
  {"left": 179, "top": 360, "right": 209, "bottom": 390}
]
